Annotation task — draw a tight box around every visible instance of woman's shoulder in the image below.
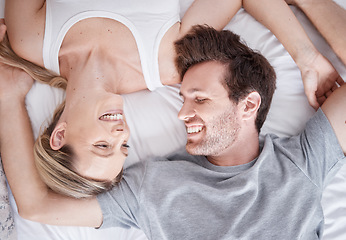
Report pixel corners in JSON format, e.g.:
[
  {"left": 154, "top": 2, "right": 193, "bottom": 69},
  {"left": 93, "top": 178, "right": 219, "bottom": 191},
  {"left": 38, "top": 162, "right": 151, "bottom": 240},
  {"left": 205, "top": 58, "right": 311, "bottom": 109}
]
[{"left": 5, "top": 0, "right": 46, "bottom": 66}]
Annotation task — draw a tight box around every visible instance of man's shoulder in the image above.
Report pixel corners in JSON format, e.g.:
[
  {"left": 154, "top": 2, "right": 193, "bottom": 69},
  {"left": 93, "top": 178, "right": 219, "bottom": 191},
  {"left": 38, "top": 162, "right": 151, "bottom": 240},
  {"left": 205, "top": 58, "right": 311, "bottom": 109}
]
[
  {"left": 261, "top": 108, "right": 329, "bottom": 145},
  {"left": 166, "top": 147, "right": 204, "bottom": 164}
]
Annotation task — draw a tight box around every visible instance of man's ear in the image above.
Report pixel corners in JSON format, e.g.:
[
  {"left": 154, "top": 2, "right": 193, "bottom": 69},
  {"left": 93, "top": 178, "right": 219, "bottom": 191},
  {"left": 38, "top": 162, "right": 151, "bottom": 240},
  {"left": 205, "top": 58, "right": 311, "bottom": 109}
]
[
  {"left": 242, "top": 91, "right": 261, "bottom": 120},
  {"left": 50, "top": 122, "right": 67, "bottom": 150}
]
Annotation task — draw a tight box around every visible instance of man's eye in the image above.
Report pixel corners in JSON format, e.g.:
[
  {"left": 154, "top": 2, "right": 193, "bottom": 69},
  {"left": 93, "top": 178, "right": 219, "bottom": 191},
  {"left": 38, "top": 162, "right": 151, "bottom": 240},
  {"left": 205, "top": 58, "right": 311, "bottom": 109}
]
[{"left": 195, "top": 98, "right": 206, "bottom": 103}]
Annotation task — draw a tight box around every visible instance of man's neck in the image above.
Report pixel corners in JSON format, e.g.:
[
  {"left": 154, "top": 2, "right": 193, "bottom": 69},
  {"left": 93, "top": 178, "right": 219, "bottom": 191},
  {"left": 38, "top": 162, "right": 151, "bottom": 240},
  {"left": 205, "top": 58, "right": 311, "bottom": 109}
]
[{"left": 206, "top": 133, "right": 260, "bottom": 167}]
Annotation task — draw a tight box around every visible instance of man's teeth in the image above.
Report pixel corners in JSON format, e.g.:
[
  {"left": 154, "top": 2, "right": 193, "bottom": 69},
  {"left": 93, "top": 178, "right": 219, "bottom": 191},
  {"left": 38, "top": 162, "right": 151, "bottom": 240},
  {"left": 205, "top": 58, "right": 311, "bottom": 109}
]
[
  {"left": 100, "top": 113, "right": 123, "bottom": 120},
  {"left": 187, "top": 126, "right": 202, "bottom": 134}
]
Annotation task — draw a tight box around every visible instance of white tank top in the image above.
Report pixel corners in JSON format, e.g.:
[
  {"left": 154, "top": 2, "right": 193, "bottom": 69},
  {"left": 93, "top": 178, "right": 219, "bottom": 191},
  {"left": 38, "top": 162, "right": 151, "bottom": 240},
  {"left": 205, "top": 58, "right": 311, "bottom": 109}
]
[{"left": 43, "top": 0, "right": 180, "bottom": 91}]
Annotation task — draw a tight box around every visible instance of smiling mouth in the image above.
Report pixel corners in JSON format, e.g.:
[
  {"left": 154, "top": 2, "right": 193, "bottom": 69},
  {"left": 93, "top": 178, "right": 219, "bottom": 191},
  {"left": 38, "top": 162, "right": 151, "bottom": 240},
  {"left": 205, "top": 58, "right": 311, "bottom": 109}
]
[
  {"left": 186, "top": 125, "right": 203, "bottom": 134},
  {"left": 99, "top": 113, "right": 123, "bottom": 121}
]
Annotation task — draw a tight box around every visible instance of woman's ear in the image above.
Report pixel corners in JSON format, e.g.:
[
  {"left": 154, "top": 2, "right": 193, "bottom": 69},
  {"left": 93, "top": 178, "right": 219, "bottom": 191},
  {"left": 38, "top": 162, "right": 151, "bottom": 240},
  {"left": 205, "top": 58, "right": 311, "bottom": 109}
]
[
  {"left": 0, "top": 20, "right": 7, "bottom": 42},
  {"left": 242, "top": 91, "right": 261, "bottom": 120},
  {"left": 50, "top": 122, "right": 67, "bottom": 150}
]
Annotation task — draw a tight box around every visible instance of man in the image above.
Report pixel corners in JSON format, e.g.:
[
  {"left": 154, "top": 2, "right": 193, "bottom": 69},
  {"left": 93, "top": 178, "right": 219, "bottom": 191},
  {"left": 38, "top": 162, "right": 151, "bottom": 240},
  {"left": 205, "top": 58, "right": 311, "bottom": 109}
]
[
  {"left": 87, "top": 26, "right": 346, "bottom": 239},
  {"left": 98, "top": 26, "right": 346, "bottom": 239},
  {"left": 1, "top": 25, "right": 345, "bottom": 239}
]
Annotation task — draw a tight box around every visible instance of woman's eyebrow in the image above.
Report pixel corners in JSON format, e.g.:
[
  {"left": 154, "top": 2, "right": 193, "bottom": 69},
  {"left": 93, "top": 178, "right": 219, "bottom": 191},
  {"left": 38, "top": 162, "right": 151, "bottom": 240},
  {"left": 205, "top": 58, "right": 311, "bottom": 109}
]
[{"left": 91, "top": 149, "right": 115, "bottom": 158}]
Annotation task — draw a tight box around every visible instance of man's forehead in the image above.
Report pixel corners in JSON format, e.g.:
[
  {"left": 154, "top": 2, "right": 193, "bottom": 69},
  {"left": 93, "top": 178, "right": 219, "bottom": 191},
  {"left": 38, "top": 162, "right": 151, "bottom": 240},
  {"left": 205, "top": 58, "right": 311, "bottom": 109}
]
[
  {"left": 184, "top": 61, "right": 226, "bottom": 79},
  {"left": 181, "top": 65, "right": 227, "bottom": 96},
  {"left": 179, "top": 87, "right": 204, "bottom": 97}
]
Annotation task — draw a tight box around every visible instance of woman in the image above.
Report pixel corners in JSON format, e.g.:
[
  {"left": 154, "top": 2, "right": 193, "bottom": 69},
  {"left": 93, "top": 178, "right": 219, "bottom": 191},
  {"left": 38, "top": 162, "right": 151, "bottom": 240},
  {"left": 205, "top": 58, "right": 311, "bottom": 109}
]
[{"left": 1, "top": 0, "right": 343, "bottom": 199}]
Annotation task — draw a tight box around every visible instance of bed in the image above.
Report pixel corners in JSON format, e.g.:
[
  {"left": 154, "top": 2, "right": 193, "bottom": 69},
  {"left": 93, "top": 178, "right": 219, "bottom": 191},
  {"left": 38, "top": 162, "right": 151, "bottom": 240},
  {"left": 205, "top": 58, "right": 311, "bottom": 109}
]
[{"left": 0, "top": 0, "right": 345, "bottom": 239}]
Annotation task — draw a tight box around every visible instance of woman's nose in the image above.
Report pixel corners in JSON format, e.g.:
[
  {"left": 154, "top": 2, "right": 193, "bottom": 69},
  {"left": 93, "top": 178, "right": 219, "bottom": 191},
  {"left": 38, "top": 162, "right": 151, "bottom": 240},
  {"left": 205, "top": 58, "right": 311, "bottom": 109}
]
[{"left": 110, "top": 124, "right": 124, "bottom": 134}]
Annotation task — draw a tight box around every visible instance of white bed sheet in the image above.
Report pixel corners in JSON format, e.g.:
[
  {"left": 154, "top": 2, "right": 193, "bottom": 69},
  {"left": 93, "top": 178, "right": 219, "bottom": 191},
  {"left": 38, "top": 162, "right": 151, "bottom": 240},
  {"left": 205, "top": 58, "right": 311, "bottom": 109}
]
[{"left": 1, "top": 0, "right": 345, "bottom": 239}]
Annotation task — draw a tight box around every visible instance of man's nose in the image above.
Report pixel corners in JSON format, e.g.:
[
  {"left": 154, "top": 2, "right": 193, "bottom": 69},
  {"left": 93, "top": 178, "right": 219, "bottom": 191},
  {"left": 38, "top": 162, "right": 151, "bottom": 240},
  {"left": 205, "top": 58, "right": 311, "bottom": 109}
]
[{"left": 178, "top": 101, "right": 195, "bottom": 121}]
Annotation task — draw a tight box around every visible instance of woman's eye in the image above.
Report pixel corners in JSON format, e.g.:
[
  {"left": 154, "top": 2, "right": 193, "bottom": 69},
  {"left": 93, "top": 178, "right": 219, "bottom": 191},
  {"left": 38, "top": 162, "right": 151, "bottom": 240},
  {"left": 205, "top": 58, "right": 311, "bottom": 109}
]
[{"left": 94, "top": 143, "right": 110, "bottom": 149}]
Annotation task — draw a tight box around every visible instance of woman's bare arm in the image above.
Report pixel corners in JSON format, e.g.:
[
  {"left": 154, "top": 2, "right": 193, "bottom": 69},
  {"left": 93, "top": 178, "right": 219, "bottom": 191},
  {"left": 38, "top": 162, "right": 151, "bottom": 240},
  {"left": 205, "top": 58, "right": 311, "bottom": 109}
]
[
  {"left": 180, "top": 0, "right": 242, "bottom": 36},
  {"left": 0, "top": 22, "right": 103, "bottom": 226},
  {"left": 0, "top": 66, "right": 103, "bottom": 227},
  {"left": 5, "top": 0, "right": 46, "bottom": 66},
  {"left": 242, "top": 0, "right": 344, "bottom": 109},
  {"left": 286, "top": 0, "right": 346, "bottom": 66}
]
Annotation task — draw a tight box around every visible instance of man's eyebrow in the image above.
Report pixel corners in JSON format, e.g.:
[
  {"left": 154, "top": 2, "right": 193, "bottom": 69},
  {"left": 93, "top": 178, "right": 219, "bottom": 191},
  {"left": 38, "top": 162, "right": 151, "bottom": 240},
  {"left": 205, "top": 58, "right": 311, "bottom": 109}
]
[{"left": 179, "top": 88, "right": 202, "bottom": 97}]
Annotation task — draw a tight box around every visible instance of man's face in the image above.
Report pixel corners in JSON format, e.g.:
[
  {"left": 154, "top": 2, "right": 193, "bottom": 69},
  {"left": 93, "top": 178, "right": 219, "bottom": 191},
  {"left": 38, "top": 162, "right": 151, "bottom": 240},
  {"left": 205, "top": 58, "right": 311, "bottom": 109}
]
[{"left": 178, "top": 61, "right": 241, "bottom": 156}]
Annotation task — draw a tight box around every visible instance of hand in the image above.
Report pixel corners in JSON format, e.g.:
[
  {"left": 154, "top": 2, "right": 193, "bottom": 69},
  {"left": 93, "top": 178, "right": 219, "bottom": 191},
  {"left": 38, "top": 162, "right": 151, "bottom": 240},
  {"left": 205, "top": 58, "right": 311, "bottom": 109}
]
[
  {"left": 300, "top": 53, "right": 344, "bottom": 110},
  {"left": 0, "top": 63, "right": 34, "bottom": 103},
  {"left": 0, "top": 19, "right": 33, "bottom": 103}
]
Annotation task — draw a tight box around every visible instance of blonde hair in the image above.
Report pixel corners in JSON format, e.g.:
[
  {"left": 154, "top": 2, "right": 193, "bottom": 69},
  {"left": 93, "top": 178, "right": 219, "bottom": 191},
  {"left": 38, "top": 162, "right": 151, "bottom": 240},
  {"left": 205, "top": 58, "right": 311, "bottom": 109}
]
[
  {"left": 34, "top": 101, "right": 123, "bottom": 198},
  {"left": 0, "top": 33, "right": 67, "bottom": 89},
  {"left": 1, "top": 33, "right": 122, "bottom": 198}
]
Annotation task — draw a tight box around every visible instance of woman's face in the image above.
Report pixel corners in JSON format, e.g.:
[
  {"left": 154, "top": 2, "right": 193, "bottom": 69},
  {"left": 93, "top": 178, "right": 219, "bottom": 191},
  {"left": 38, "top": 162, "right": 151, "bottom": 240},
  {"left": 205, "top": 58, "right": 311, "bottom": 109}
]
[{"left": 54, "top": 90, "right": 130, "bottom": 181}]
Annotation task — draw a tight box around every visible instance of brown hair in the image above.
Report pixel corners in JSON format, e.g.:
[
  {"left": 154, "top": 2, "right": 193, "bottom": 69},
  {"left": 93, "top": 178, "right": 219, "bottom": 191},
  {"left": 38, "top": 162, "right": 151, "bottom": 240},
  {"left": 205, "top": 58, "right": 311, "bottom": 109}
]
[
  {"left": 175, "top": 25, "right": 276, "bottom": 133},
  {"left": 1, "top": 33, "right": 122, "bottom": 198}
]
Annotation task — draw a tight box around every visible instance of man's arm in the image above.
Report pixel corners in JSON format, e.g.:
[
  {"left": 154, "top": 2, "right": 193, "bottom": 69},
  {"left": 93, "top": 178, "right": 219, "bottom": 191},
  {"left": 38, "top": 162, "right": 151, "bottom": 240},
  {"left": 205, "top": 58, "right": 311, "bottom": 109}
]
[
  {"left": 321, "top": 84, "right": 346, "bottom": 154},
  {"left": 0, "top": 58, "right": 103, "bottom": 227},
  {"left": 285, "top": 0, "right": 346, "bottom": 66}
]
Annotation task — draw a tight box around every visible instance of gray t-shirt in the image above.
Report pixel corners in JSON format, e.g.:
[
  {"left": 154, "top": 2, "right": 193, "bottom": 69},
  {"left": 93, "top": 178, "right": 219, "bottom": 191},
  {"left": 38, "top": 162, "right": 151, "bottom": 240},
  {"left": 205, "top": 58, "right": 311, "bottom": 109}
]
[{"left": 97, "top": 109, "right": 345, "bottom": 240}]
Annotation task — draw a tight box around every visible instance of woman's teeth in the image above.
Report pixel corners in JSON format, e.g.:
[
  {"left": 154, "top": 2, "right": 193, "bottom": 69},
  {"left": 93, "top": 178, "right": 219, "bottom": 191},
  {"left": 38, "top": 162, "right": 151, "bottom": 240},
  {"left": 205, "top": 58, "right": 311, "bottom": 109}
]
[{"left": 100, "top": 113, "right": 123, "bottom": 121}]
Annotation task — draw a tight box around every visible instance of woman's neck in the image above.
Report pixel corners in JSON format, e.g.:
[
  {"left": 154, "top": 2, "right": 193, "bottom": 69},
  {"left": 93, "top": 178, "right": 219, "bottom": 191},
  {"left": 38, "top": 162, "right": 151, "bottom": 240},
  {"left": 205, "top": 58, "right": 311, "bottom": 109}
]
[
  {"left": 58, "top": 18, "right": 147, "bottom": 94},
  {"left": 61, "top": 47, "right": 118, "bottom": 92},
  {"left": 59, "top": 43, "right": 148, "bottom": 94},
  {"left": 60, "top": 48, "right": 117, "bottom": 113}
]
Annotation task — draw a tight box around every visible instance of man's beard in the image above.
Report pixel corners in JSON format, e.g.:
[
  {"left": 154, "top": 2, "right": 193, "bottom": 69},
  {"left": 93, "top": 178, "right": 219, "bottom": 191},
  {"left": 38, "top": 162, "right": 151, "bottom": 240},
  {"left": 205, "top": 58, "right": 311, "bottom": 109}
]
[{"left": 186, "top": 107, "right": 240, "bottom": 156}]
